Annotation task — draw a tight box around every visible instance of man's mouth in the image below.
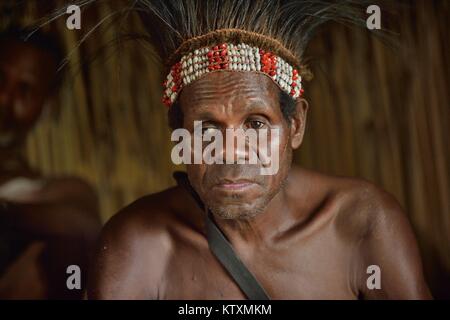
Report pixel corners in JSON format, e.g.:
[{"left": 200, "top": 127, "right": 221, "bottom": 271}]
[{"left": 213, "top": 178, "right": 258, "bottom": 192}]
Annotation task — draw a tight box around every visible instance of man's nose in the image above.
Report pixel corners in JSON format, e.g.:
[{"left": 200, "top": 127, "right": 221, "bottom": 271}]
[{"left": 220, "top": 128, "right": 252, "bottom": 164}]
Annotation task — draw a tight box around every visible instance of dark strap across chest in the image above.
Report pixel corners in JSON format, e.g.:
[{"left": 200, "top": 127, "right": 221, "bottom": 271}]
[{"left": 173, "top": 171, "right": 270, "bottom": 300}]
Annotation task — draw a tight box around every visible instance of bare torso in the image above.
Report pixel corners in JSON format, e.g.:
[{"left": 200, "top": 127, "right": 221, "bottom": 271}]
[{"left": 88, "top": 167, "right": 431, "bottom": 300}]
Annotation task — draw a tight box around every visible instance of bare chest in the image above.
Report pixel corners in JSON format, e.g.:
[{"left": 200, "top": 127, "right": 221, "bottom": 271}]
[{"left": 159, "top": 225, "right": 358, "bottom": 299}]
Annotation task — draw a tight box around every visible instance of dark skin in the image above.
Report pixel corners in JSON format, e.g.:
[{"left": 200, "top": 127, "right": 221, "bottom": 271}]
[
  {"left": 0, "top": 40, "right": 101, "bottom": 299},
  {"left": 88, "top": 71, "right": 431, "bottom": 299}
]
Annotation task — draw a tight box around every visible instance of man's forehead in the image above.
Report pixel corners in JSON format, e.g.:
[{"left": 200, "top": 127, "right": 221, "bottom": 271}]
[{"left": 179, "top": 71, "right": 279, "bottom": 110}]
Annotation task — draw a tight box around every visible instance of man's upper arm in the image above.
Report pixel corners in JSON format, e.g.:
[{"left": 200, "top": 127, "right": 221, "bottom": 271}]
[
  {"left": 87, "top": 203, "right": 172, "bottom": 300},
  {"left": 358, "top": 188, "right": 432, "bottom": 299}
]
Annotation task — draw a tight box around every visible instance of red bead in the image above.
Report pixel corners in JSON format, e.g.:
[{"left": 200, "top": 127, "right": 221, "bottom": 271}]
[
  {"left": 290, "top": 89, "right": 296, "bottom": 96},
  {"left": 291, "top": 82, "right": 297, "bottom": 87},
  {"left": 220, "top": 43, "right": 227, "bottom": 49},
  {"left": 293, "top": 69, "right": 298, "bottom": 75},
  {"left": 269, "top": 70, "right": 276, "bottom": 76},
  {"left": 221, "top": 49, "right": 227, "bottom": 56},
  {"left": 213, "top": 45, "right": 219, "bottom": 51},
  {"left": 207, "top": 51, "right": 214, "bottom": 58},
  {"left": 222, "top": 63, "right": 229, "bottom": 69},
  {"left": 163, "top": 97, "right": 170, "bottom": 107},
  {"left": 292, "top": 75, "right": 298, "bottom": 80},
  {"left": 208, "top": 65, "right": 215, "bottom": 70},
  {"left": 214, "top": 64, "right": 221, "bottom": 70},
  {"left": 214, "top": 56, "right": 221, "bottom": 62},
  {"left": 172, "top": 85, "right": 177, "bottom": 92}
]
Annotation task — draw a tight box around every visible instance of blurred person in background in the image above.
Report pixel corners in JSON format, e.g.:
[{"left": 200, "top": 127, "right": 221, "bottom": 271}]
[{"left": 0, "top": 27, "right": 101, "bottom": 299}]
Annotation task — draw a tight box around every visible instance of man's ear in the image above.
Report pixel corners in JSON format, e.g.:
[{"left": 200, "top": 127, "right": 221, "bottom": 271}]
[{"left": 290, "top": 98, "right": 308, "bottom": 149}]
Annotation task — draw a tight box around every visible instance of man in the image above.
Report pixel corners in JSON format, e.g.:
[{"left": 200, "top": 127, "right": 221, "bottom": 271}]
[
  {"left": 0, "top": 28, "right": 101, "bottom": 299},
  {"left": 88, "top": 0, "right": 431, "bottom": 299}
]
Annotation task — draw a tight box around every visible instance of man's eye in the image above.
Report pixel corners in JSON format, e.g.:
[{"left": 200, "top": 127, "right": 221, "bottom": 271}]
[{"left": 247, "top": 120, "right": 266, "bottom": 130}]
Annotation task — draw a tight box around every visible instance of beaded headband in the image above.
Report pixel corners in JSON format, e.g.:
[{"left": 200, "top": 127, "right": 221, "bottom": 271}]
[{"left": 162, "top": 41, "right": 304, "bottom": 107}]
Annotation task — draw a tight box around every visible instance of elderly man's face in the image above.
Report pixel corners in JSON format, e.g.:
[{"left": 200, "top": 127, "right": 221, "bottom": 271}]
[
  {"left": 0, "top": 40, "right": 57, "bottom": 149},
  {"left": 180, "top": 71, "right": 305, "bottom": 220}
]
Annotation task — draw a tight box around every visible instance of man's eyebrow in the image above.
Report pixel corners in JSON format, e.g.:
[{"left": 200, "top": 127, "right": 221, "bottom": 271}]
[
  {"left": 190, "top": 110, "right": 219, "bottom": 121},
  {"left": 190, "top": 97, "right": 272, "bottom": 117},
  {"left": 243, "top": 98, "right": 271, "bottom": 112}
]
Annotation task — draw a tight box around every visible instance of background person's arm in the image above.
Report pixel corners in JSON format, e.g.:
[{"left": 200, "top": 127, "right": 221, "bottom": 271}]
[{"left": 0, "top": 177, "right": 101, "bottom": 242}]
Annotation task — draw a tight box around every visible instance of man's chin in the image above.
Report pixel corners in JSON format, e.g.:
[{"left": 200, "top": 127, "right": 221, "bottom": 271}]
[{"left": 208, "top": 202, "right": 266, "bottom": 220}]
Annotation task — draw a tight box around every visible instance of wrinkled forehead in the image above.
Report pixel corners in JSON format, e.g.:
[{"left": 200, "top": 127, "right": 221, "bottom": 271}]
[{"left": 179, "top": 71, "right": 280, "bottom": 113}]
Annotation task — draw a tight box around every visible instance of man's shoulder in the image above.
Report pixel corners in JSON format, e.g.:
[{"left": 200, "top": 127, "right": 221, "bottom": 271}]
[
  {"left": 100, "top": 185, "right": 200, "bottom": 251},
  {"left": 297, "top": 169, "right": 430, "bottom": 298},
  {"left": 89, "top": 186, "right": 193, "bottom": 299},
  {"left": 292, "top": 167, "right": 406, "bottom": 240},
  {"left": 330, "top": 174, "right": 405, "bottom": 238}
]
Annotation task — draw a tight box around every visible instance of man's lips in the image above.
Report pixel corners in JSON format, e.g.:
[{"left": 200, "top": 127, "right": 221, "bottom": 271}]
[{"left": 213, "top": 179, "right": 258, "bottom": 191}]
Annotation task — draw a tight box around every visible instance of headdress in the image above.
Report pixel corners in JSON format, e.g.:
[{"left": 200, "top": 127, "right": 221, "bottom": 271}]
[{"left": 137, "top": 0, "right": 370, "bottom": 107}]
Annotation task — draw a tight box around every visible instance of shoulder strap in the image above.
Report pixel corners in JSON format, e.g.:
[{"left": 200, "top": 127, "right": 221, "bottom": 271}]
[{"left": 173, "top": 171, "right": 270, "bottom": 300}]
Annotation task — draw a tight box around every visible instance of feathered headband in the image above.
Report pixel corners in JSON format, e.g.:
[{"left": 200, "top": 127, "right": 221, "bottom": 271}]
[
  {"left": 136, "top": 0, "right": 371, "bottom": 107},
  {"left": 161, "top": 29, "right": 304, "bottom": 107}
]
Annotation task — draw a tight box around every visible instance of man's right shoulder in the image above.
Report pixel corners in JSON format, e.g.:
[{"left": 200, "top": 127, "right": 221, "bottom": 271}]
[
  {"left": 101, "top": 182, "right": 199, "bottom": 255},
  {"left": 88, "top": 186, "right": 189, "bottom": 299},
  {"left": 100, "top": 185, "right": 187, "bottom": 249}
]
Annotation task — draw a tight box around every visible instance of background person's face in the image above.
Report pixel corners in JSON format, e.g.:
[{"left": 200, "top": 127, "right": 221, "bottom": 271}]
[
  {"left": 180, "top": 71, "right": 298, "bottom": 220},
  {"left": 0, "top": 40, "right": 56, "bottom": 149}
]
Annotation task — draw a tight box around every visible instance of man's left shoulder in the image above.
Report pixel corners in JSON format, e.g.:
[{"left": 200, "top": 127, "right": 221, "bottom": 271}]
[
  {"left": 327, "top": 175, "right": 407, "bottom": 241},
  {"left": 290, "top": 168, "right": 406, "bottom": 238},
  {"left": 326, "top": 176, "right": 431, "bottom": 298},
  {"left": 332, "top": 177, "right": 431, "bottom": 298}
]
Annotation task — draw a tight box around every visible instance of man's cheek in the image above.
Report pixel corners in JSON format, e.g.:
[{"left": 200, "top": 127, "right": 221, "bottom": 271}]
[
  {"left": 187, "top": 165, "right": 207, "bottom": 192},
  {"left": 258, "top": 128, "right": 283, "bottom": 176}
]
